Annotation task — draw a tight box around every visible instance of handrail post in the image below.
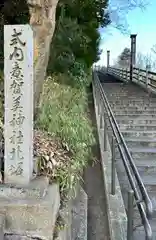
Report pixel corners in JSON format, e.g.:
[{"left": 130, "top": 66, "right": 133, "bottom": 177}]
[
  {"left": 100, "top": 111, "right": 103, "bottom": 129},
  {"left": 94, "top": 80, "right": 97, "bottom": 109},
  {"left": 138, "top": 68, "right": 140, "bottom": 83},
  {"left": 146, "top": 65, "right": 150, "bottom": 90},
  {"left": 107, "top": 50, "right": 110, "bottom": 73},
  {"left": 98, "top": 94, "right": 100, "bottom": 115},
  {"left": 104, "top": 115, "right": 107, "bottom": 151},
  {"left": 126, "top": 69, "right": 128, "bottom": 81},
  {"left": 111, "top": 136, "right": 116, "bottom": 195},
  {"left": 127, "top": 190, "right": 134, "bottom": 240},
  {"left": 126, "top": 68, "right": 128, "bottom": 82}
]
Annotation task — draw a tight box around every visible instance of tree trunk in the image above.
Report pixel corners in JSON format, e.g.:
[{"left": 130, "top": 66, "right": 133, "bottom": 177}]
[{"left": 27, "top": 0, "right": 59, "bottom": 118}]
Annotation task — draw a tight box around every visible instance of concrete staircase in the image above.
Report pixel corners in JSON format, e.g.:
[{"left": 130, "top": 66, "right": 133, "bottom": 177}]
[{"left": 102, "top": 82, "right": 156, "bottom": 239}]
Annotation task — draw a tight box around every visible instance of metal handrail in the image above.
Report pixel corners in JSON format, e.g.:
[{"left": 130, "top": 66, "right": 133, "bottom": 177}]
[
  {"left": 102, "top": 85, "right": 152, "bottom": 217},
  {"left": 95, "top": 70, "right": 153, "bottom": 217},
  {"left": 93, "top": 71, "right": 153, "bottom": 239}
]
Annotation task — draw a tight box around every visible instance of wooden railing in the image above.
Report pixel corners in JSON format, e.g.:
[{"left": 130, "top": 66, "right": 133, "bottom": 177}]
[{"left": 105, "top": 66, "right": 156, "bottom": 93}]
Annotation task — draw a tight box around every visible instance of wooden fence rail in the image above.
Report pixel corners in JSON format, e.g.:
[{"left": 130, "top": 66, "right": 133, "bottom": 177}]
[{"left": 105, "top": 66, "right": 156, "bottom": 93}]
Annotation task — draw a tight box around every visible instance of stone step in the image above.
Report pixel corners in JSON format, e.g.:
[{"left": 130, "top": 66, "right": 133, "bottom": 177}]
[
  {"left": 104, "top": 86, "right": 148, "bottom": 90},
  {"left": 115, "top": 157, "right": 156, "bottom": 184},
  {"left": 110, "top": 89, "right": 156, "bottom": 94},
  {"left": 116, "top": 161, "right": 156, "bottom": 228},
  {"left": 114, "top": 110, "right": 156, "bottom": 115},
  {"left": 137, "top": 163, "right": 156, "bottom": 175},
  {"left": 115, "top": 114, "right": 156, "bottom": 120},
  {"left": 119, "top": 124, "right": 156, "bottom": 131},
  {"left": 117, "top": 183, "right": 154, "bottom": 226},
  {"left": 102, "top": 81, "right": 156, "bottom": 239},
  {"left": 138, "top": 172, "right": 156, "bottom": 215},
  {"left": 140, "top": 176, "right": 156, "bottom": 193},
  {"left": 103, "top": 85, "right": 153, "bottom": 91},
  {"left": 115, "top": 158, "right": 156, "bottom": 191},
  {"left": 106, "top": 92, "right": 156, "bottom": 97},
  {"left": 105, "top": 91, "right": 151, "bottom": 95},
  {"left": 109, "top": 95, "right": 156, "bottom": 99},
  {"left": 107, "top": 94, "right": 156, "bottom": 98},
  {"left": 111, "top": 106, "right": 156, "bottom": 111},
  {"left": 109, "top": 101, "right": 156, "bottom": 106},
  {"left": 125, "top": 138, "right": 156, "bottom": 148},
  {"left": 140, "top": 172, "right": 156, "bottom": 186},
  {"left": 121, "top": 130, "right": 156, "bottom": 138},
  {"left": 111, "top": 104, "right": 156, "bottom": 109},
  {"left": 115, "top": 147, "right": 156, "bottom": 160},
  {"left": 102, "top": 80, "right": 156, "bottom": 236},
  {"left": 103, "top": 86, "right": 149, "bottom": 91},
  {"left": 129, "top": 148, "right": 156, "bottom": 159},
  {"left": 135, "top": 158, "right": 156, "bottom": 167},
  {"left": 105, "top": 90, "right": 155, "bottom": 94},
  {"left": 105, "top": 91, "right": 155, "bottom": 95},
  {"left": 115, "top": 135, "right": 156, "bottom": 220},
  {"left": 116, "top": 174, "right": 156, "bottom": 220},
  {"left": 132, "top": 182, "right": 156, "bottom": 220},
  {"left": 117, "top": 119, "right": 156, "bottom": 125},
  {"left": 133, "top": 220, "right": 156, "bottom": 240},
  {"left": 103, "top": 85, "right": 150, "bottom": 91},
  {"left": 107, "top": 97, "right": 156, "bottom": 102}
]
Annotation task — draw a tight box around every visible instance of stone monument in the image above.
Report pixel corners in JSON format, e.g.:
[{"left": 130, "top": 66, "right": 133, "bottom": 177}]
[
  {"left": 4, "top": 24, "right": 33, "bottom": 185},
  {"left": 0, "top": 25, "right": 60, "bottom": 240}
]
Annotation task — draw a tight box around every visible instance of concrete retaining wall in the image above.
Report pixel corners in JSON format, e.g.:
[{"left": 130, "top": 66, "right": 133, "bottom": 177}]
[{"left": 93, "top": 83, "right": 127, "bottom": 240}]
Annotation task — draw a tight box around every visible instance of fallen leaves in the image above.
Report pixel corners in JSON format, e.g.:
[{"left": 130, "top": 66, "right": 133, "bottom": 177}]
[
  {"left": 33, "top": 130, "right": 72, "bottom": 183},
  {"left": 0, "top": 128, "right": 73, "bottom": 188}
]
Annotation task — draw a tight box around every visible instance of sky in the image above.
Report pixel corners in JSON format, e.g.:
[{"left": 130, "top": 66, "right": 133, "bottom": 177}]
[{"left": 98, "top": 0, "right": 156, "bottom": 66}]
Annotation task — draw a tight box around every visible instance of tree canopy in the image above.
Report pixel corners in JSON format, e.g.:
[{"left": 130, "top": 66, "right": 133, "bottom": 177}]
[
  {"left": 1, "top": 0, "right": 146, "bottom": 75},
  {"left": 47, "top": 0, "right": 110, "bottom": 75},
  {"left": 0, "top": 0, "right": 29, "bottom": 70},
  {"left": 117, "top": 47, "right": 131, "bottom": 68}
]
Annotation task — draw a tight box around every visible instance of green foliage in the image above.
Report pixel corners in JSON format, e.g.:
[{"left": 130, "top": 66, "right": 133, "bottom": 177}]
[
  {"left": 49, "top": 60, "right": 91, "bottom": 89},
  {"left": 47, "top": 0, "right": 110, "bottom": 76},
  {"left": 68, "top": 61, "right": 90, "bottom": 88},
  {"left": 36, "top": 75, "right": 95, "bottom": 194},
  {"left": 0, "top": 71, "right": 3, "bottom": 130},
  {"left": 2, "top": 0, "right": 29, "bottom": 25},
  {"left": 63, "top": 0, "right": 110, "bottom": 27},
  {"left": 117, "top": 47, "right": 131, "bottom": 68},
  {"left": 0, "top": 0, "right": 29, "bottom": 70}
]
